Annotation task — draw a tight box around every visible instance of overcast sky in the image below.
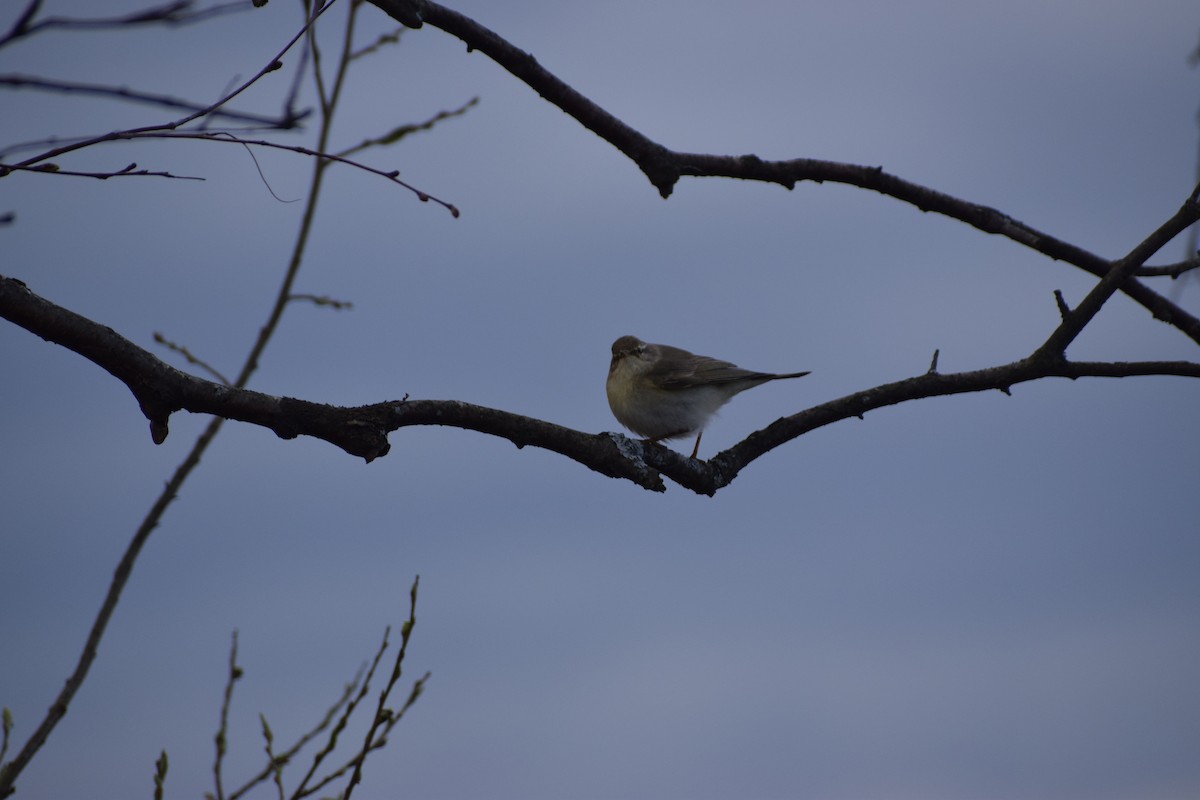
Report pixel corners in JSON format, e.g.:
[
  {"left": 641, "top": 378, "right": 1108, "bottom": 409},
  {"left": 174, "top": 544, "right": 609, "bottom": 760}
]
[{"left": 2, "top": 1, "right": 1199, "bottom": 799}]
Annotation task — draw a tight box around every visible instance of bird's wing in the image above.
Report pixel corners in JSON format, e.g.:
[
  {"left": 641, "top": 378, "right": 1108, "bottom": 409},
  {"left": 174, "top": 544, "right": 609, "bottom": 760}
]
[{"left": 649, "top": 345, "right": 764, "bottom": 390}]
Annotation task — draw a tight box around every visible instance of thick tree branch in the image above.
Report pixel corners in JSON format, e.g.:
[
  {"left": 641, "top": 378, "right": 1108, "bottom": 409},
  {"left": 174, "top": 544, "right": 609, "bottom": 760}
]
[
  {"left": 0, "top": 275, "right": 665, "bottom": 489},
  {"left": 697, "top": 357, "right": 1200, "bottom": 495},
  {"left": 4, "top": 273, "right": 1197, "bottom": 496},
  {"left": 365, "top": 0, "right": 1200, "bottom": 347}
]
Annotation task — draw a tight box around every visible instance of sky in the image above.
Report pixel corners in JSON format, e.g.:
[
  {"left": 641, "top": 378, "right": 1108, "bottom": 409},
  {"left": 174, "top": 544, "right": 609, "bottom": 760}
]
[{"left": 2, "top": 1, "right": 1199, "bottom": 799}]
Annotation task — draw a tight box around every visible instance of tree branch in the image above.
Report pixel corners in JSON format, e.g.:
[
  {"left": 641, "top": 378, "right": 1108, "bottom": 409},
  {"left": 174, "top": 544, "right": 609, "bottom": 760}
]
[
  {"left": 5, "top": 1, "right": 337, "bottom": 172},
  {"left": 1035, "top": 186, "right": 1200, "bottom": 359},
  {"left": 698, "top": 356, "right": 1200, "bottom": 495},
  {"left": 0, "top": 161, "right": 203, "bottom": 180},
  {"left": 4, "top": 273, "right": 1197, "bottom": 497},
  {"left": 1138, "top": 255, "right": 1200, "bottom": 278},
  {"left": 0, "top": 0, "right": 250, "bottom": 49},
  {"left": 0, "top": 74, "right": 309, "bottom": 129},
  {"left": 0, "top": 129, "right": 459, "bottom": 213},
  {"left": 364, "top": 0, "right": 1200, "bottom": 347}
]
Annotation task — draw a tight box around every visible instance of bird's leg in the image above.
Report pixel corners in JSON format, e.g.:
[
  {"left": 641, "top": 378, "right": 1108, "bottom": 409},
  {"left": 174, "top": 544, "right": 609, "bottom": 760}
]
[{"left": 689, "top": 431, "right": 703, "bottom": 460}]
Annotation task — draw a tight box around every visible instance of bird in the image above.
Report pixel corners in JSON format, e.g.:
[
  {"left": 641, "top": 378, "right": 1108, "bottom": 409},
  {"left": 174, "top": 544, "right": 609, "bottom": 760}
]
[{"left": 606, "top": 335, "right": 809, "bottom": 459}]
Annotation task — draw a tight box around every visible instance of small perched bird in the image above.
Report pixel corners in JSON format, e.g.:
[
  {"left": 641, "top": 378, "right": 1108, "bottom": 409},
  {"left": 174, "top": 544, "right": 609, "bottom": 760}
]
[{"left": 606, "top": 335, "right": 810, "bottom": 459}]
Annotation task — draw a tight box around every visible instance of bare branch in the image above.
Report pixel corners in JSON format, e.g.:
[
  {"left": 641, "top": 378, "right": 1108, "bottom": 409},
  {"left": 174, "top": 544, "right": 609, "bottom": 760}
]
[
  {"left": 288, "top": 293, "right": 353, "bottom": 310},
  {"left": 1, "top": 126, "right": 459, "bottom": 214},
  {"left": 0, "top": 709, "right": 12, "bottom": 767},
  {"left": 350, "top": 25, "right": 405, "bottom": 60},
  {"left": 6, "top": 1, "right": 339, "bottom": 172},
  {"left": 365, "top": 0, "right": 1200, "bottom": 345},
  {"left": 226, "top": 661, "right": 365, "bottom": 800},
  {"left": 258, "top": 715, "right": 285, "bottom": 800},
  {"left": 3, "top": 273, "right": 1197, "bottom": 498},
  {"left": 0, "top": 0, "right": 251, "bottom": 48},
  {"left": 1035, "top": 188, "right": 1200, "bottom": 359},
  {"left": 212, "top": 631, "right": 243, "bottom": 800},
  {"left": 336, "top": 96, "right": 478, "bottom": 158},
  {"left": 695, "top": 356, "right": 1200, "bottom": 495},
  {"left": 288, "top": 629, "right": 392, "bottom": 799},
  {"left": 0, "top": 74, "right": 309, "bottom": 128},
  {"left": 0, "top": 379, "right": 224, "bottom": 798},
  {"left": 1138, "top": 255, "right": 1200, "bottom": 278},
  {"left": 0, "top": 161, "right": 203, "bottom": 180},
  {"left": 342, "top": 577, "right": 423, "bottom": 800},
  {"left": 137, "top": 130, "right": 460, "bottom": 214},
  {"left": 0, "top": 0, "right": 42, "bottom": 47},
  {"left": 152, "top": 750, "right": 168, "bottom": 800},
  {"left": 154, "top": 332, "right": 232, "bottom": 385}
]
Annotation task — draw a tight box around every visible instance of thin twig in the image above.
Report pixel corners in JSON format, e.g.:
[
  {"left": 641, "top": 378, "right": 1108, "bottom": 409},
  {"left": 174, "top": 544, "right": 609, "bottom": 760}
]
[
  {"left": 0, "top": 0, "right": 250, "bottom": 48},
  {"left": 1139, "top": 256, "right": 1200, "bottom": 278},
  {"left": 350, "top": 25, "right": 405, "bottom": 60},
  {"left": 342, "top": 577, "right": 423, "bottom": 800},
  {"left": 336, "top": 96, "right": 477, "bottom": 158},
  {"left": 7, "top": 1, "right": 339, "bottom": 171},
  {"left": 0, "top": 74, "right": 308, "bottom": 128},
  {"left": 9, "top": 126, "right": 459, "bottom": 215},
  {"left": 213, "top": 631, "right": 243, "bottom": 800},
  {"left": 288, "top": 293, "right": 353, "bottom": 310},
  {"left": 226, "top": 665, "right": 365, "bottom": 800},
  {"left": 0, "top": 709, "right": 12, "bottom": 766},
  {"left": 0, "top": 400, "right": 233, "bottom": 797},
  {"left": 154, "top": 332, "right": 232, "bottom": 385},
  {"left": 152, "top": 750, "right": 168, "bottom": 800},
  {"left": 258, "top": 715, "right": 285, "bottom": 800},
  {"left": 157, "top": 129, "right": 458, "bottom": 213},
  {"left": 0, "top": 161, "right": 203, "bottom": 181},
  {"left": 1053, "top": 289, "right": 1071, "bottom": 320},
  {"left": 294, "top": 628, "right": 393, "bottom": 798}
]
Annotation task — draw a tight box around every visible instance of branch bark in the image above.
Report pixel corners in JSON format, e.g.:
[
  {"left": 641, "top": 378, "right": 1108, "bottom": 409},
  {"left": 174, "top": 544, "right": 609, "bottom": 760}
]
[
  {"left": 366, "top": 0, "right": 1200, "bottom": 347},
  {"left": 4, "top": 273, "right": 1198, "bottom": 496}
]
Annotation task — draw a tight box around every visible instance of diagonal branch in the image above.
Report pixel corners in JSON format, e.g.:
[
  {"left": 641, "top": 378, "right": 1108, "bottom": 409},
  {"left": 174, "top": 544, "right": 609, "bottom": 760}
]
[
  {"left": 364, "top": 0, "right": 1200, "bottom": 347},
  {"left": 1035, "top": 185, "right": 1200, "bottom": 359},
  {"left": 0, "top": 74, "right": 309, "bottom": 129}
]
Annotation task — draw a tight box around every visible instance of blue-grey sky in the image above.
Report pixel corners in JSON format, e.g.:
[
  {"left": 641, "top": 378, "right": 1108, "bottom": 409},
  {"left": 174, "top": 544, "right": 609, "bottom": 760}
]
[{"left": 2, "top": 2, "right": 1199, "bottom": 798}]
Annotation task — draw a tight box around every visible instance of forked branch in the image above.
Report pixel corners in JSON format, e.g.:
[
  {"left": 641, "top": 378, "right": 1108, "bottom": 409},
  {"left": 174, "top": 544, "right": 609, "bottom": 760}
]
[
  {"left": 366, "top": 0, "right": 1200, "bottom": 345},
  {"left": 3, "top": 260, "right": 1198, "bottom": 497}
]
